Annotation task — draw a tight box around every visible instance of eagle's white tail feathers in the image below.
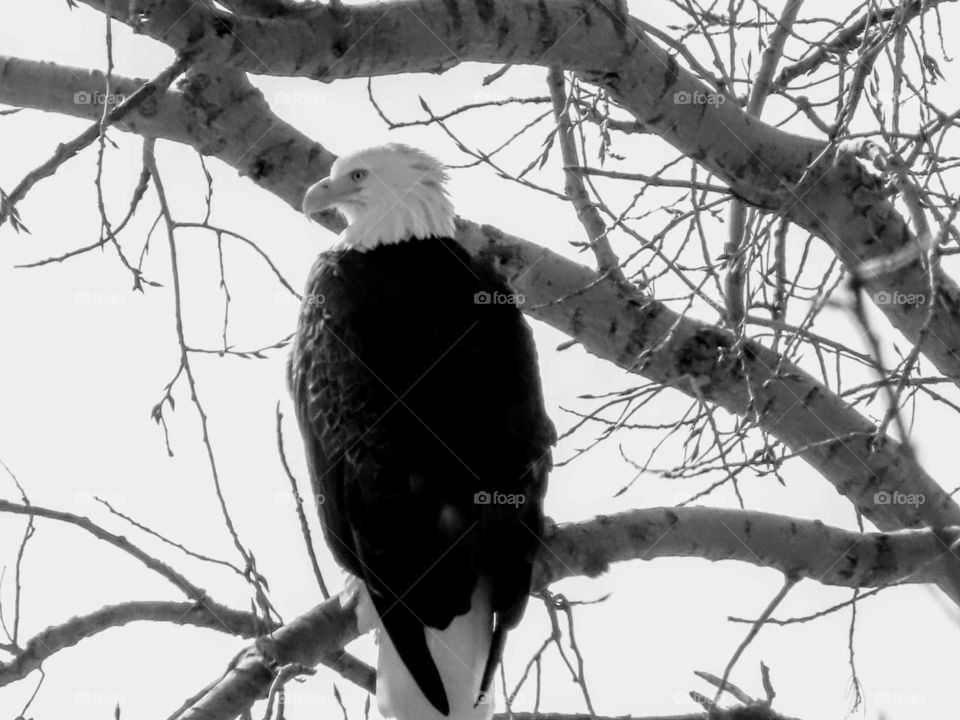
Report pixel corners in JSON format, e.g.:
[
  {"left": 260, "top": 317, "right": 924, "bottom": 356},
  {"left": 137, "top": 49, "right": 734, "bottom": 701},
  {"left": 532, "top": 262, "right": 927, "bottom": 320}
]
[{"left": 375, "top": 582, "right": 495, "bottom": 720}]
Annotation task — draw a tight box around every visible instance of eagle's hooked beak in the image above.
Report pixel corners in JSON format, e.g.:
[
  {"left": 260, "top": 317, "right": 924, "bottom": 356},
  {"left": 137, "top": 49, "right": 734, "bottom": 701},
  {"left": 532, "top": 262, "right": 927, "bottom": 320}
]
[{"left": 302, "top": 175, "right": 355, "bottom": 218}]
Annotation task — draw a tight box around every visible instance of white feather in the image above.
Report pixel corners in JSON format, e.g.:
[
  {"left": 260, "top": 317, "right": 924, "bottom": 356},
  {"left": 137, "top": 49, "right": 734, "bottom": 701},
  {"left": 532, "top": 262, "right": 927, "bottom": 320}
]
[
  {"left": 332, "top": 144, "right": 457, "bottom": 250},
  {"left": 376, "top": 581, "right": 495, "bottom": 720}
]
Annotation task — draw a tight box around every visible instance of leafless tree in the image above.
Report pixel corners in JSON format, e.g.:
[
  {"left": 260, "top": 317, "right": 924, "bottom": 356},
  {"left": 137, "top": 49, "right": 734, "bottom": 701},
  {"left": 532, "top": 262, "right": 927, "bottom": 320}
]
[{"left": 2, "top": 1, "right": 960, "bottom": 718}]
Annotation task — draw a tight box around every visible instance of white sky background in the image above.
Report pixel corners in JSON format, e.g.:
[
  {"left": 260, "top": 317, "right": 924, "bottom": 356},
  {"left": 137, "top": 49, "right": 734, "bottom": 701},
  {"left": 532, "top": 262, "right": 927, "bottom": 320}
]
[{"left": 1, "top": 0, "right": 960, "bottom": 718}]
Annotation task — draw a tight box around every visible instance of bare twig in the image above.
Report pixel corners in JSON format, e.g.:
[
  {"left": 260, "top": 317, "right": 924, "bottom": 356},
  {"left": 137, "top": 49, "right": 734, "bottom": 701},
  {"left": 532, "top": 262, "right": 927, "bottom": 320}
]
[
  {"left": 0, "top": 54, "right": 191, "bottom": 228},
  {"left": 275, "top": 405, "right": 330, "bottom": 598}
]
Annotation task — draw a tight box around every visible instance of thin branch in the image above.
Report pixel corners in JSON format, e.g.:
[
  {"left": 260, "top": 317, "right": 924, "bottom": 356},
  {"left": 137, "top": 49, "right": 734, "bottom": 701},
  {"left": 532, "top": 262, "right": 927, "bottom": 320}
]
[
  {"left": 275, "top": 405, "right": 329, "bottom": 598},
  {"left": 712, "top": 577, "right": 797, "bottom": 706},
  {"left": 0, "top": 53, "right": 191, "bottom": 228},
  {"left": 565, "top": 166, "right": 729, "bottom": 194},
  {"left": 144, "top": 139, "right": 274, "bottom": 619},
  {"left": 546, "top": 68, "right": 624, "bottom": 282},
  {"left": 0, "top": 499, "right": 214, "bottom": 603}
]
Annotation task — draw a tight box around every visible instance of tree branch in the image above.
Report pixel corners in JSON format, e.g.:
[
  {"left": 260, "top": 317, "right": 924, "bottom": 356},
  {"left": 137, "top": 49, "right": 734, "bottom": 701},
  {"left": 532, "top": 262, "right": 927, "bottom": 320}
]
[
  {"left": 0, "top": 499, "right": 216, "bottom": 602},
  {"left": 2, "top": 57, "right": 958, "bottom": 561},
  {"left": 0, "top": 601, "right": 268, "bottom": 686},
  {"left": 166, "top": 507, "right": 960, "bottom": 718},
  {"left": 67, "top": 0, "right": 960, "bottom": 384},
  {"left": 546, "top": 68, "right": 622, "bottom": 281},
  {"left": 4, "top": 506, "right": 953, "bottom": 708},
  {"left": 0, "top": 499, "right": 376, "bottom": 691},
  {"left": 0, "top": 54, "right": 191, "bottom": 228}
]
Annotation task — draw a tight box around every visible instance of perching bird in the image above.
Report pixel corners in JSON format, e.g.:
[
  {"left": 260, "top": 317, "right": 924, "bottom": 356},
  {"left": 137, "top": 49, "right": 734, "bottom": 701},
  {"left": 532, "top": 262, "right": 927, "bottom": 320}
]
[{"left": 288, "top": 144, "right": 554, "bottom": 720}]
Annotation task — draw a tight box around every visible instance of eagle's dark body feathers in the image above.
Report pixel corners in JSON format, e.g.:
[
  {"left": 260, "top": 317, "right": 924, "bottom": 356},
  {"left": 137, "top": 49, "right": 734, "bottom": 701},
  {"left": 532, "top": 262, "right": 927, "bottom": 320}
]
[{"left": 288, "top": 235, "right": 554, "bottom": 714}]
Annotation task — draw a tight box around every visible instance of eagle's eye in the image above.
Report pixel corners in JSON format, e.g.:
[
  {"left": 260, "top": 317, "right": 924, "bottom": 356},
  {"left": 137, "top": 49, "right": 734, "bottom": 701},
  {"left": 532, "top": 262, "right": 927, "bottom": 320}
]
[{"left": 350, "top": 168, "right": 368, "bottom": 182}]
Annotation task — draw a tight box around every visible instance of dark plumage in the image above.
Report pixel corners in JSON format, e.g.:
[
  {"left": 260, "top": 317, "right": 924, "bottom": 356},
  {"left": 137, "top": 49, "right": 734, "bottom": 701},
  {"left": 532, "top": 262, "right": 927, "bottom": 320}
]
[{"left": 289, "top": 145, "right": 554, "bottom": 720}]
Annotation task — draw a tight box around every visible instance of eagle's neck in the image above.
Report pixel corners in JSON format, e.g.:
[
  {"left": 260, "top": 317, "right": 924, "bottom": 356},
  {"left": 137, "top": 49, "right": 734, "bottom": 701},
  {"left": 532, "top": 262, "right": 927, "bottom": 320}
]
[
  {"left": 338, "top": 189, "right": 456, "bottom": 251},
  {"left": 339, "top": 215, "right": 416, "bottom": 250}
]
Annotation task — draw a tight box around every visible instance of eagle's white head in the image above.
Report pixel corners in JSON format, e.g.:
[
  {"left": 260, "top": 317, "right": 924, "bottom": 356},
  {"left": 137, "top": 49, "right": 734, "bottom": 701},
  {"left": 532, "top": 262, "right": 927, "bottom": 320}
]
[{"left": 302, "top": 144, "right": 456, "bottom": 251}]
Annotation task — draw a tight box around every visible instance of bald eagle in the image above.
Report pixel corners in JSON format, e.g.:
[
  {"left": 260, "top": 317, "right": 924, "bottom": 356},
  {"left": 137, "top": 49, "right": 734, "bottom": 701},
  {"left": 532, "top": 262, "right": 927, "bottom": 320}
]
[{"left": 288, "top": 144, "right": 554, "bottom": 720}]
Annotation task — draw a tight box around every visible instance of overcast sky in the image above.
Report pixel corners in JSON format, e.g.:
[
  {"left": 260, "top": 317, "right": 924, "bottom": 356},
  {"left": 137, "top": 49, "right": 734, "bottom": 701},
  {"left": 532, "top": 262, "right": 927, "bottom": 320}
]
[{"left": 2, "top": 1, "right": 959, "bottom": 719}]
